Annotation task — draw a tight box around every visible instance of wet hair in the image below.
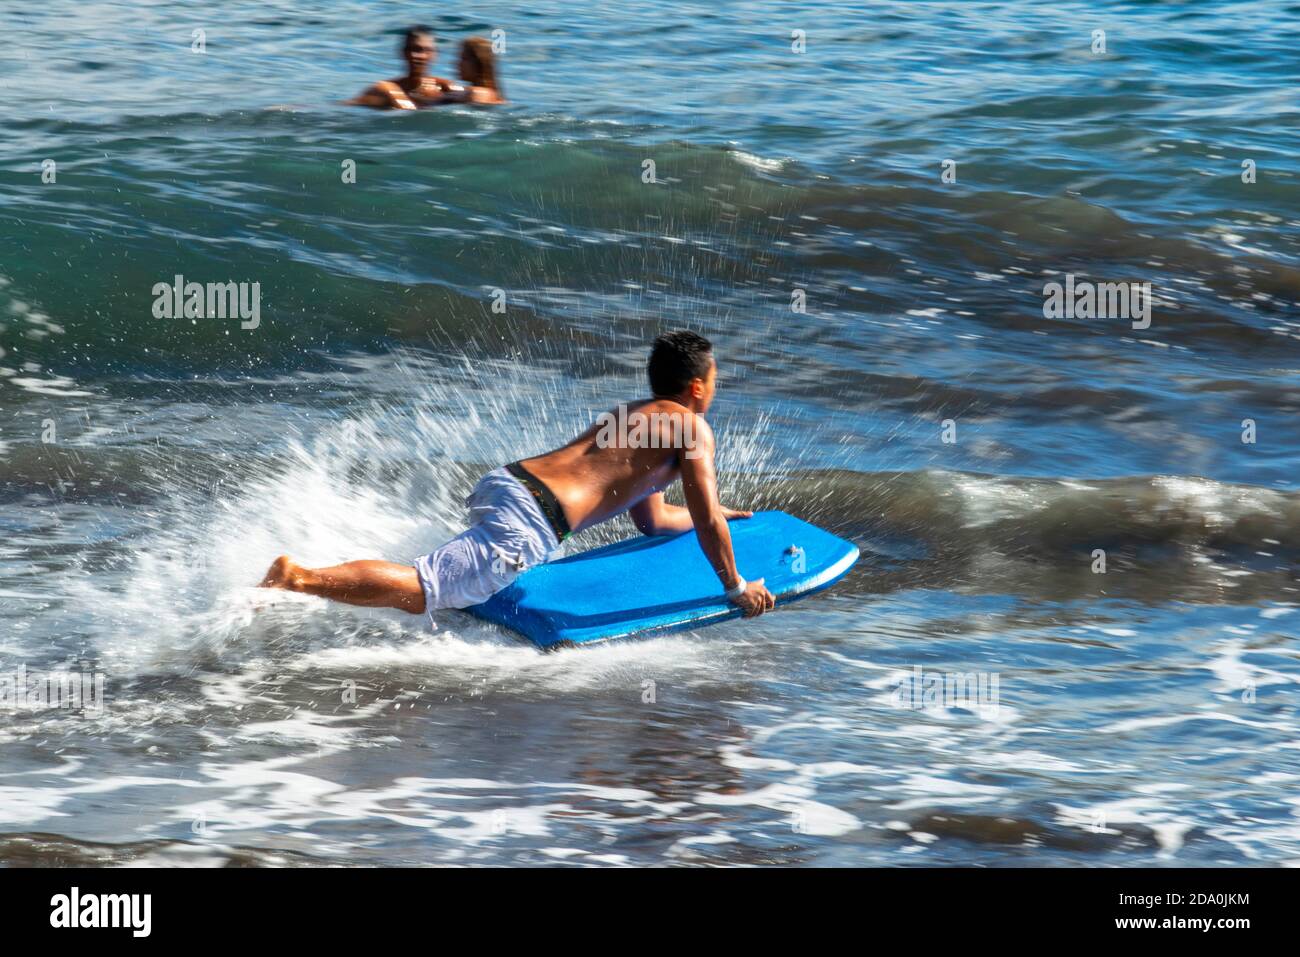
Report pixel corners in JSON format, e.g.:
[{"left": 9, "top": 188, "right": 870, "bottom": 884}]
[
  {"left": 460, "top": 36, "right": 502, "bottom": 93},
  {"left": 648, "top": 331, "right": 714, "bottom": 397},
  {"left": 402, "top": 25, "right": 434, "bottom": 51}
]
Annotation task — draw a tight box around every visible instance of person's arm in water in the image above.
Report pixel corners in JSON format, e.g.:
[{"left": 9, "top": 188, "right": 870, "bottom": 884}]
[
  {"left": 630, "top": 492, "right": 750, "bottom": 536},
  {"left": 628, "top": 409, "right": 750, "bottom": 536},
  {"left": 676, "top": 417, "right": 774, "bottom": 617},
  {"left": 344, "top": 81, "right": 418, "bottom": 110},
  {"left": 467, "top": 85, "right": 506, "bottom": 105}
]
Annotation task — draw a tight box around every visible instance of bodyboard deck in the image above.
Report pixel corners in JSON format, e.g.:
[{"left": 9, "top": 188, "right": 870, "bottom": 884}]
[{"left": 466, "top": 511, "right": 859, "bottom": 649}]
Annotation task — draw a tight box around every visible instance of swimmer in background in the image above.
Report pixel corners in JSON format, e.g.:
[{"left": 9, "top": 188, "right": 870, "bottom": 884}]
[
  {"left": 451, "top": 37, "right": 507, "bottom": 105},
  {"left": 346, "top": 25, "right": 457, "bottom": 110}
]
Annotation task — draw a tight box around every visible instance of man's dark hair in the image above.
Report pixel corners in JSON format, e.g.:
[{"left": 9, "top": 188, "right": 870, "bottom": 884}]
[
  {"left": 648, "top": 331, "right": 713, "bottom": 397},
  {"left": 403, "top": 25, "right": 434, "bottom": 49}
]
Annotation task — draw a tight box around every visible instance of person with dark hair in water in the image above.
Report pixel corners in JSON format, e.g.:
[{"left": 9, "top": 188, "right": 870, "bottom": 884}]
[
  {"left": 346, "top": 25, "right": 457, "bottom": 109},
  {"left": 261, "top": 331, "right": 775, "bottom": 620},
  {"left": 453, "top": 37, "right": 506, "bottom": 105}
]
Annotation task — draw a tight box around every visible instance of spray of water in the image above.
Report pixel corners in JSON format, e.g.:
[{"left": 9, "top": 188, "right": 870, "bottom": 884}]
[{"left": 63, "top": 350, "right": 795, "bottom": 681}]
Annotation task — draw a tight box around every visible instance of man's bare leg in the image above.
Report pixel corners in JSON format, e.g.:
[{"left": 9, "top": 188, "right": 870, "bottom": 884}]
[{"left": 259, "top": 555, "right": 426, "bottom": 614}]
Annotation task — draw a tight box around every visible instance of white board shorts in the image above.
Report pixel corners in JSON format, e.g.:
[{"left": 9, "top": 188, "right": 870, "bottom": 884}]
[{"left": 414, "top": 467, "right": 561, "bottom": 617}]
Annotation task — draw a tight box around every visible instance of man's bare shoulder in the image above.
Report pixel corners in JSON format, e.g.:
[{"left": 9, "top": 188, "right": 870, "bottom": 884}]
[
  {"left": 635, "top": 397, "right": 688, "bottom": 416},
  {"left": 347, "top": 78, "right": 410, "bottom": 108},
  {"left": 634, "top": 399, "right": 714, "bottom": 453},
  {"left": 634, "top": 397, "right": 707, "bottom": 420},
  {"left": 587, "top": 399, "right": 713, "bottom": 455}
]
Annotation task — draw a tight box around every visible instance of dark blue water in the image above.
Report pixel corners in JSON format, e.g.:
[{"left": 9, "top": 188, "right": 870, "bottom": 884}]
[{"left": 0, "top": 0, "right": 1297, "bottom": 866}]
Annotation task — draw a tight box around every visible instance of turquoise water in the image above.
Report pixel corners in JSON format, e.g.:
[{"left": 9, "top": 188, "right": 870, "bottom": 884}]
[{"left": 0, "top": 0, "right": 1298, "bottom": 866}]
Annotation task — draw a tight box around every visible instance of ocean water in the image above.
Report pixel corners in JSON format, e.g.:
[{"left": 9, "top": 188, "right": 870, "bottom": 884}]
[{"left": 1, "top": 0, "right": 1298, "bottom": 867}]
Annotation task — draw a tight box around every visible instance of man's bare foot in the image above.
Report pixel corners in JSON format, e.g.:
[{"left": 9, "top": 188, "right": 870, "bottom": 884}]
[{"left": 260, "top": 555, "right": 304, "bottom": 591}]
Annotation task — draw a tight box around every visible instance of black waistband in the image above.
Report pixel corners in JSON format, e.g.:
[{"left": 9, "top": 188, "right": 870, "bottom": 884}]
[{"left": 505, "top": 461, "right": 572, "bottom": 542}]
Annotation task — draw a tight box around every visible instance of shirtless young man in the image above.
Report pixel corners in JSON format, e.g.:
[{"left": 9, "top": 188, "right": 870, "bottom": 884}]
[
  {"left": 260, "top": 331, "right": 777, "bottom": 620},
  {"left": 346, "top": 25, "right": 456, "bottom": 110}
]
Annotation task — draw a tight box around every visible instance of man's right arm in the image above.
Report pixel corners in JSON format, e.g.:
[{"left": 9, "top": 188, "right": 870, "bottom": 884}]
[
  {"left": 679, "top": 417, "right": 775, "bottom": 618},
  {"left": 344, "top": 82, "right": 416, "bottom": 109}
]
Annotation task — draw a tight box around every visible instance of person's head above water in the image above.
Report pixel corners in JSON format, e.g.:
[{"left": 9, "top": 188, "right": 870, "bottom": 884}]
[
  {"left": 402, "top": 25, "right": 436, "bottom": 78},
  {"left": 459, "top": 37, "right": 503, "bottom": 92},
  {"left": 648, "top": 330, "right": 716, "bottom": 414}
]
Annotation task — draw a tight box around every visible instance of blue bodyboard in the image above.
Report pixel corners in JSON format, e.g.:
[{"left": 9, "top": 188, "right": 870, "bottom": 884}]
[{"left": 467, "top": 511, "right": 859, "bottom": 649}]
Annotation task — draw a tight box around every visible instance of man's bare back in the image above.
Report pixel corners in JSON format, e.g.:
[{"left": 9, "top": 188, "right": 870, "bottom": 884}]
[{"left": 522, "top": 399, "right": 702, "bottom": 533}]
